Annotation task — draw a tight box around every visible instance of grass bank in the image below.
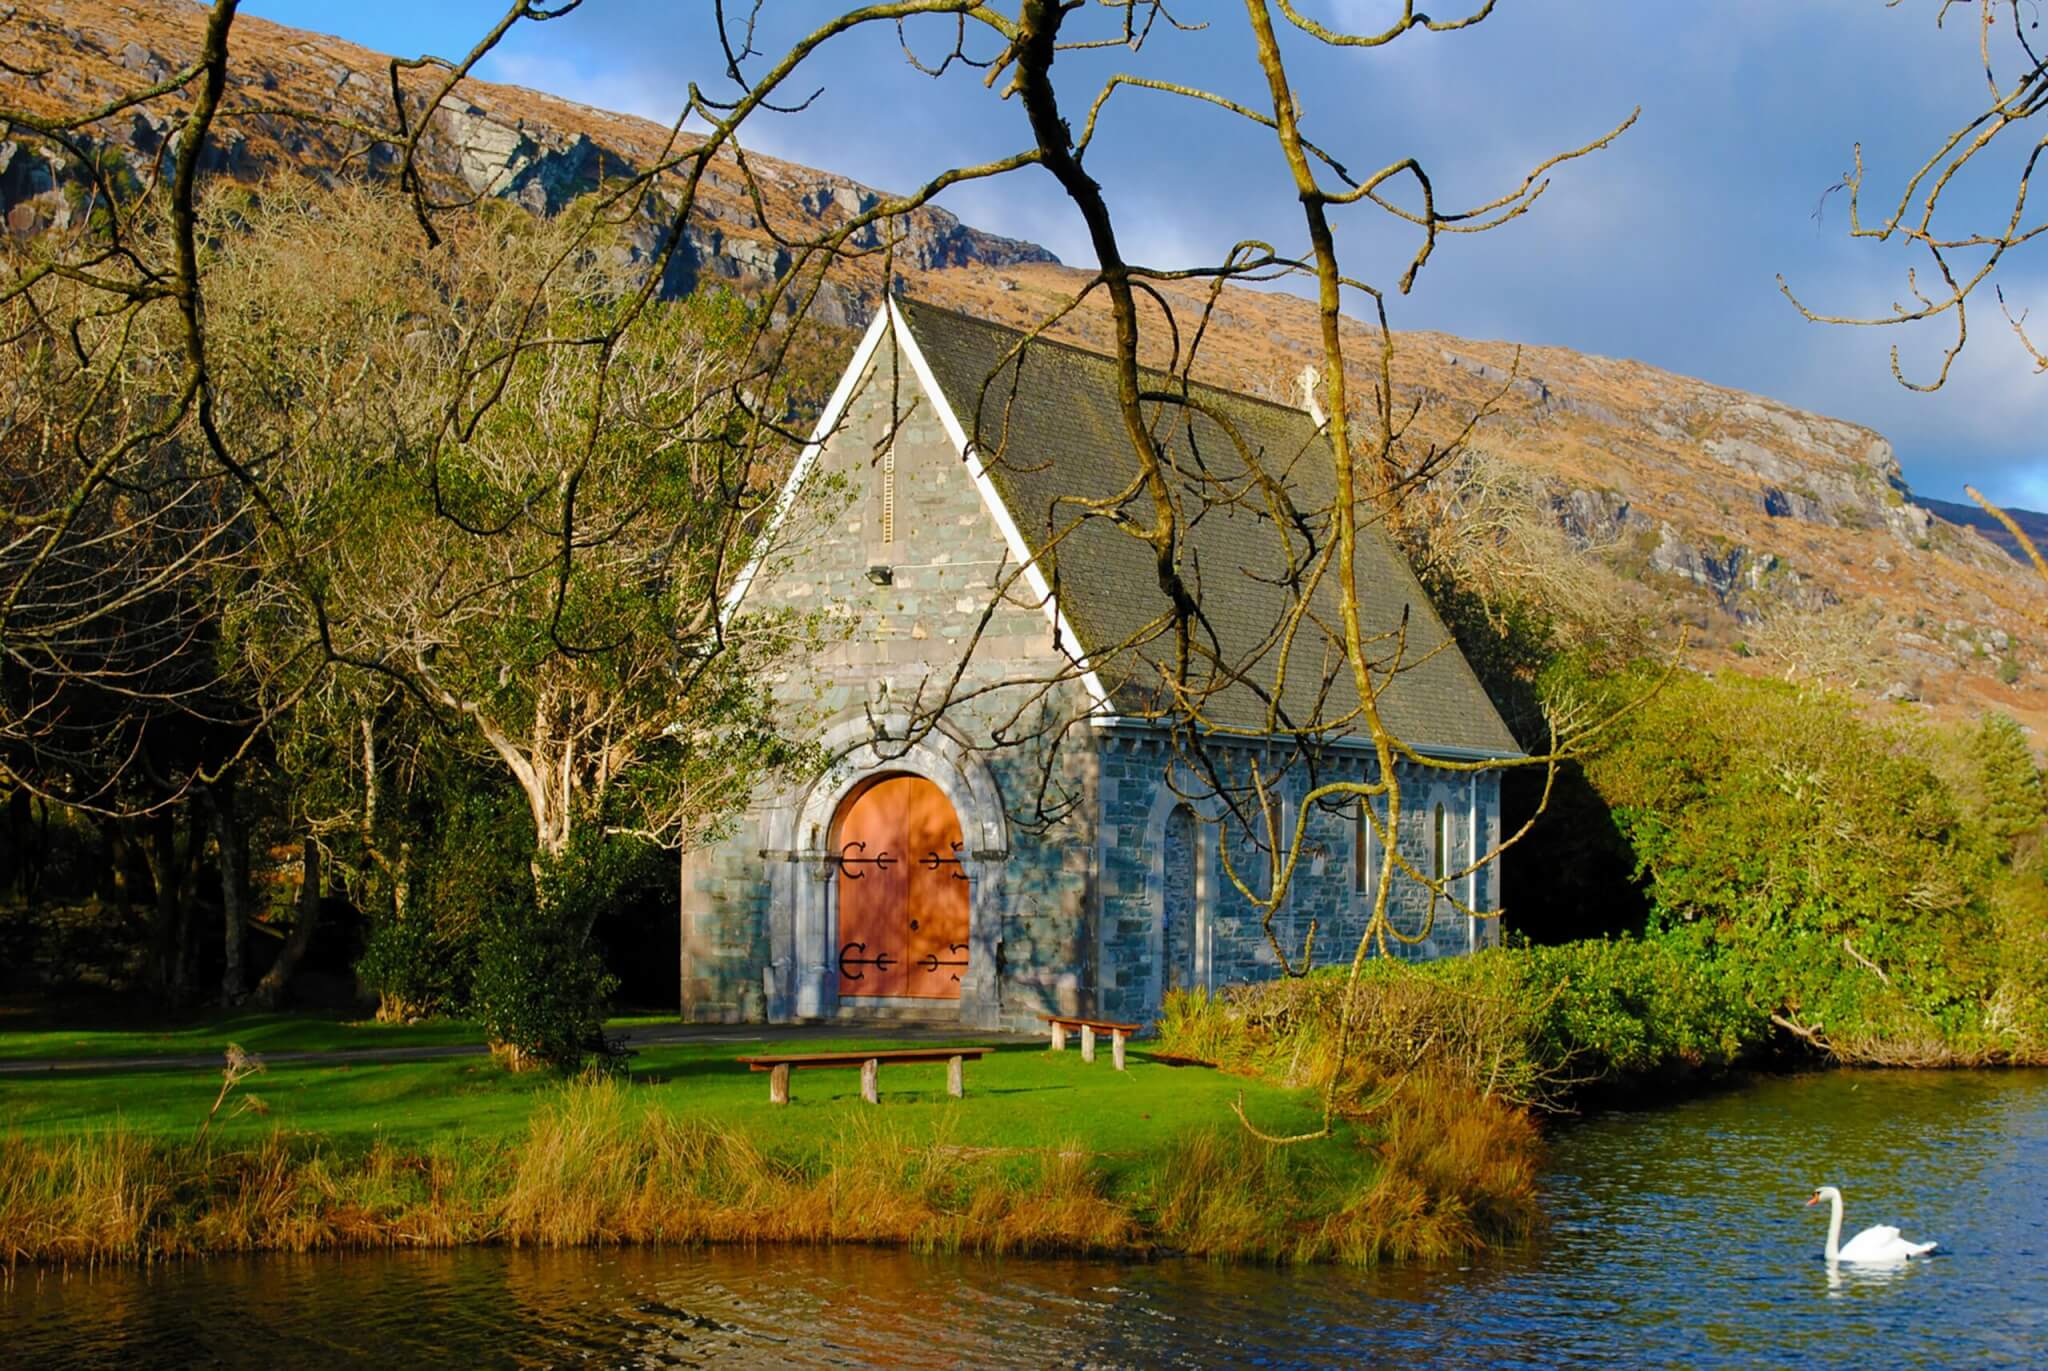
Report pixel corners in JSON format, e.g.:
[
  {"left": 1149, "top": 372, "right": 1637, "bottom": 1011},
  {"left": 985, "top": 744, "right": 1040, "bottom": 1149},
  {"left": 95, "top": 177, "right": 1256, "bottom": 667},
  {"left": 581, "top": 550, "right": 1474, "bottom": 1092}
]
[{"left": 0, "top": 1031, "right": 1540, "bottom": 1268}]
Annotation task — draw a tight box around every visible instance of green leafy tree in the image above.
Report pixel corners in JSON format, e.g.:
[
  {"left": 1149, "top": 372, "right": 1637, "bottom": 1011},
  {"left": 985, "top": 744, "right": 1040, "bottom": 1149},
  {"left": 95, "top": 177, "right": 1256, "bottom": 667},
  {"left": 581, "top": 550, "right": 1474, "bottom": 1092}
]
[
  {"left": 205, "top": 187, "right": 808, "bottom": 879},
  {"left": 171, "top": 185, "right": 818, "bottom": 1062},
  {"left": 1963, "top": 713, "right": 2047, "bottom": 855},
  {"left": 1581, "top": 670, "right": 2019, "bottom": 1055}
]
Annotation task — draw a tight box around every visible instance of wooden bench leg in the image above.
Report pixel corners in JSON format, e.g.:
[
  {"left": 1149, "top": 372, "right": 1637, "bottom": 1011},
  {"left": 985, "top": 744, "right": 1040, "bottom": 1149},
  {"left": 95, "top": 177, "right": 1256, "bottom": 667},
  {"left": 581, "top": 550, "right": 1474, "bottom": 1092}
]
[
  {"left": 1050, "top": 1022, "right": 1066, "bottom": 1051},
  {"left": 1112, "top": 1029, "right": 1126, "bottom": 1072},
  {"left": 861, "top": 1057, "right": 879, "bottom": 1104},
  {"left": 1081, "top": 1024, "right": 1095, "bottom": 1063},
  {"left": 770, "top": 1062, "right": 790, "bottom": 1104},
  {"left": 947, "top": 1054, "right": 964, "bottom": 1099}
]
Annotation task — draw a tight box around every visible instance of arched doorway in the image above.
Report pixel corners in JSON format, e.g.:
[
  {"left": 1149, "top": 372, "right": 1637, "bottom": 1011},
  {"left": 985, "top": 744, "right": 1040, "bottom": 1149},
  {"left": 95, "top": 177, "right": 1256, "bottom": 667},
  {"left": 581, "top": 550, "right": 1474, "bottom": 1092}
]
[{"left": 832, "top": 773, "right": 970, "bottom": 1001}]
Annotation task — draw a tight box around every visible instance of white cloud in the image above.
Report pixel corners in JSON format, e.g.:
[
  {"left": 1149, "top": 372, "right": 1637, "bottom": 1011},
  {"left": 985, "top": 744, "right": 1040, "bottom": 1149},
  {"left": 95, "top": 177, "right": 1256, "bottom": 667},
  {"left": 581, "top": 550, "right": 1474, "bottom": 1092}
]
[
  {"left": 480, "top": 50, "right": 691, "bottom": 128},
  {"left": 461, "top": 2, "right": 2046, "bottom": 504}
]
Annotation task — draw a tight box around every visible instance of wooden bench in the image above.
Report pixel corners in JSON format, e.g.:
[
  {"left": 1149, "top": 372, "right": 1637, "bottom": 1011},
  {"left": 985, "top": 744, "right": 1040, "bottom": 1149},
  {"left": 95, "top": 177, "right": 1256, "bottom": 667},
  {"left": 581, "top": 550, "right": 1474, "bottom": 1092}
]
[
  {"left": 1040, "top": 1015, "right": 1142, "bottom": 1070},
  {"left": 735, "top": 1046, "right": 992, "bottom": 1105}
]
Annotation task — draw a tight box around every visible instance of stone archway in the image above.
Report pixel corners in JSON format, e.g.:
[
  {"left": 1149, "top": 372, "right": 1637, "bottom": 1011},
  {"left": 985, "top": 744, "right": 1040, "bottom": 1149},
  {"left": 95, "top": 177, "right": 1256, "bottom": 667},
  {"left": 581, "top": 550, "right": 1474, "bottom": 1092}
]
[
  {"left": 757, "top": 712, "right": 1010, "bottom": 1026},
  {"left": 830, "top": 773, "right": 970, "bottom": 1001}
]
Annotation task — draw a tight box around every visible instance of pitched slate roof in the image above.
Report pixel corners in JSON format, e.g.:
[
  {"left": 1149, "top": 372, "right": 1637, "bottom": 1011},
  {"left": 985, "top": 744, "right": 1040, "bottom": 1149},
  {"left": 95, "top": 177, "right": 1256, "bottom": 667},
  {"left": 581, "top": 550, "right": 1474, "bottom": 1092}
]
[{"left": 897, "top": 298, "right": 1522, "bottom": 758}]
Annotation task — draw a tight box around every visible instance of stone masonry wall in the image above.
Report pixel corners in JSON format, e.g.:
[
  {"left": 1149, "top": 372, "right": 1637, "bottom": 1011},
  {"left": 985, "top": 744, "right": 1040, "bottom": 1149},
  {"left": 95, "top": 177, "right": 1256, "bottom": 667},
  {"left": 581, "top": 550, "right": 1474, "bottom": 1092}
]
[
  {"left": 1094, "top": 731, "right": 1503, "bottom": 1023},
  {"left": 681, "top": 328, "right": 1100, "bottom": 1025},
  {"left": 681, "top": 319, "right": 1508, "bottom": 1027}
]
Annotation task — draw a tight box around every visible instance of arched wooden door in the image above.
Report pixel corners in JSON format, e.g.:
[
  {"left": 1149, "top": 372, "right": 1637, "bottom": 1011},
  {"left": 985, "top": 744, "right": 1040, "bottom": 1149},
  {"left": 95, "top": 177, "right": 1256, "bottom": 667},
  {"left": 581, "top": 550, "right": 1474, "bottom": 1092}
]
[{"left": 834, "top": 774, "right": 969, "bottom": 1000}]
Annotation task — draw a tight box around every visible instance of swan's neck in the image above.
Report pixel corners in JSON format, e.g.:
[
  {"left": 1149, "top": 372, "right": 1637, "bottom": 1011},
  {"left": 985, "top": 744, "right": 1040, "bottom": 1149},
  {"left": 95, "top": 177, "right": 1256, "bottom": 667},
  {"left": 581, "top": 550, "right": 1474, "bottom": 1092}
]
[{"left": 1824, "top": 1192, "right": 1844, "bottom": 1262}]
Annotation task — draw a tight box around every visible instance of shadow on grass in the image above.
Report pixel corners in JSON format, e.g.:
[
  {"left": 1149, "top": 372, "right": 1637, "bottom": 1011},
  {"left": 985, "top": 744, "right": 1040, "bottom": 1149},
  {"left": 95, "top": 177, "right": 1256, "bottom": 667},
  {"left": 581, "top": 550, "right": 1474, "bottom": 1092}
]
[{"left": 628, "top": 1060, "right": 766, "bottom": 1086}]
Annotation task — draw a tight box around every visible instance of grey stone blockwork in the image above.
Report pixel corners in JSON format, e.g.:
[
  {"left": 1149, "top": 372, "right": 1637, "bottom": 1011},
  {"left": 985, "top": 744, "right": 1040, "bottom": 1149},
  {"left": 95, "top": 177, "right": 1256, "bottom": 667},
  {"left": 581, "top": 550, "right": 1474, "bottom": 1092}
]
[
  {"left": 679, "top": 320, "right": 1503, "bottom": 1030},
  {"left": 681, "top": 327, "right": 1101, "bottom": 1029},
  {"left": 1091, "top": 730, "right": 1502, "bottom": 1024}
]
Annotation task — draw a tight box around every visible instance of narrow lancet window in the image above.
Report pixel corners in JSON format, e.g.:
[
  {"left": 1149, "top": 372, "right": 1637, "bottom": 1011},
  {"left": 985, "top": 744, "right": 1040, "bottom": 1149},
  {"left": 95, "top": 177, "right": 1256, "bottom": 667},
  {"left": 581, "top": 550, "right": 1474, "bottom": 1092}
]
[
  {"left": 1354, "top": 798, "right": 1372, "bottom": 894},
  {"left": 1432, "top": 802, "right": 1448, "bottom": 882}
]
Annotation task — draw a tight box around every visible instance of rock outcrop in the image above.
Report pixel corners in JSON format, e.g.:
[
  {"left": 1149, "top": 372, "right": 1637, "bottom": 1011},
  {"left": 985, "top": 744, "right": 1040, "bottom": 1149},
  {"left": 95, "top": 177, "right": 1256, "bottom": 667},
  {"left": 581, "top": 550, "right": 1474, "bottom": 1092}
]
[{"left": 0, "top": 0, "right": 1056, "bottom": 327}]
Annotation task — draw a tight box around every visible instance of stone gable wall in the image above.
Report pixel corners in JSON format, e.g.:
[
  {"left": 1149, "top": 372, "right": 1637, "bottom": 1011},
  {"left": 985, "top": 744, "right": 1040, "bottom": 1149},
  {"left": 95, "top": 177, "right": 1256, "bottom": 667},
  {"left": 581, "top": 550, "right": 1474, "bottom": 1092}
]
[{"left": 681, "top": 332, "right": 1100, "bottom": 1026}]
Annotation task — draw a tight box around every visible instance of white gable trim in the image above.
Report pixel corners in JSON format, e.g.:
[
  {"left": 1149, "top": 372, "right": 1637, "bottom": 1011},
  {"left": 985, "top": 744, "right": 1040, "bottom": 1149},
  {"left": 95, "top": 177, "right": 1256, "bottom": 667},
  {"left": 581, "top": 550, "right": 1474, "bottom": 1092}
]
[
  {"left": 885, "top": 298, "right": 1114, "bottom": 716},
  {"left": 720, "top": 305, "right": 892, "bottom": 619}
]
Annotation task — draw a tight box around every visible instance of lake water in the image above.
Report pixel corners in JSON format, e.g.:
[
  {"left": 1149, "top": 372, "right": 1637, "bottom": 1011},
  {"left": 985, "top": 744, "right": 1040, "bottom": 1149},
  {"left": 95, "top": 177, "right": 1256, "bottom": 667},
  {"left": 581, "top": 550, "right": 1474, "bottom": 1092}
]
[{"left": 7, "top": 1068, "right": 2046, "bottom": 1368}]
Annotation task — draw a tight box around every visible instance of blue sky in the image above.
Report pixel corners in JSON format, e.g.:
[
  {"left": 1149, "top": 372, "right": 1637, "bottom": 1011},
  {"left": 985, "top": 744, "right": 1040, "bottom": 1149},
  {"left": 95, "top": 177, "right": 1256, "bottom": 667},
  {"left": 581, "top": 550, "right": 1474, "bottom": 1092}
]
[{"left": 242, "top": 1, "right": 2048, "bottom": 510}]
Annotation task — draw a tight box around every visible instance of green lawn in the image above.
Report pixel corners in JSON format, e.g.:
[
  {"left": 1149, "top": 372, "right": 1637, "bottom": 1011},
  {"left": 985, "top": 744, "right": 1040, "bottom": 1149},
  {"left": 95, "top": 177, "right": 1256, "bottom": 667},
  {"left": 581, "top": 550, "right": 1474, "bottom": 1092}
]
[
  {"left": 623, "top": 1039, "right": 1332, "bottom": 1170},
  {"left": 0, "top": 1033, "right": 1331, "bottom": 1175},
  {"left": 0, "top": 1022, "right": 1463, "bottom": 1265},
  {"left": 0, "top": 1004, "right": 1363, "bottom": 1258}
]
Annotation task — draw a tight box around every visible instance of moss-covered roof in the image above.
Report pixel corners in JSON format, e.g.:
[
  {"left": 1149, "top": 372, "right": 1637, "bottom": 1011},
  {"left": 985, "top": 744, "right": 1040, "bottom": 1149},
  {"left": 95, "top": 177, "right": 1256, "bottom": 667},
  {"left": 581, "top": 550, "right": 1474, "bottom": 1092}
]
[{"left": 898, "top": 298, "right": 1521, "bottom": 758}]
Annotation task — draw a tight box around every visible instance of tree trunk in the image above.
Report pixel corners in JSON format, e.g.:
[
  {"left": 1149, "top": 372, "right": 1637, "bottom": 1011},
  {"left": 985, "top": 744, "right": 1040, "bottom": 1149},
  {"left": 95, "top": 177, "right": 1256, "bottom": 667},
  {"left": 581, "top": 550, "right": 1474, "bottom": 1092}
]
[
  {"left": 29, "top": 793, "right": 49, "bottom": 914},
  {"left": 253, "top": 838, "right": 320, "bottom": 1009},
  {"left": 174, "top": 800, "right": 205, "bottom": 997},
  {"left": 98, "top": 817, "right": 139, "bottom": 930},
  {"left": 373, "top": 840, "right": 417, "bottom": 1023},
  {"left": 210, "top": 778, "right": 245, "bottom": 1006},
  {"left": 142, "top": 808, "right": 182, "bottom": 1001},
  {"left": 2, "top": 788, "right": 25, "bottom": 899}
]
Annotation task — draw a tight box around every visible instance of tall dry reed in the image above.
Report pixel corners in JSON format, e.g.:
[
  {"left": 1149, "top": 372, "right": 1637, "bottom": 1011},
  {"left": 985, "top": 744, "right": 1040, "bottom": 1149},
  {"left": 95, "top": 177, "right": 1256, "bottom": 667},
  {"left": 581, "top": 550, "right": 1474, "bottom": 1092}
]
[
  {"left": 1155, "top": 980, "right": 1548, "bottom": 1260},
  {"left": 3, "top": 1081, "right": 1138, "bottom": 1268},
  {"left": 3, "top": 1073, "right": 1530, "bottom": 1270}
]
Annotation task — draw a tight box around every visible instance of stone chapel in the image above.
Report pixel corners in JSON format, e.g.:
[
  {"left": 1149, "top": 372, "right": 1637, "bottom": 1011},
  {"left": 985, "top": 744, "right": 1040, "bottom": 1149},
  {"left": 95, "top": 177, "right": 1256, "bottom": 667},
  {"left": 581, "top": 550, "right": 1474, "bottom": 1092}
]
[{"left": 679, "top": 298, "right": 1522, "bottom": 1029}]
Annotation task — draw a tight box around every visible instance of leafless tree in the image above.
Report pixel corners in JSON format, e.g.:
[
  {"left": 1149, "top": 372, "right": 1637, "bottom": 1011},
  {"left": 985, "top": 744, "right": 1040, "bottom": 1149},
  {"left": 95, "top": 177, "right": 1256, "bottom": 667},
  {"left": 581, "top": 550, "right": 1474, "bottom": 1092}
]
[
  {"left": 1782, "top": 0, "right": 2048, "bottom": 393},
  {"left": 655, "top": 1, "right": 1644, "bottom": 1138},
  {"left": 1778, "top": 2, "right": 2048, "bottom": 603},
  {"left": 1748, "top": 602, "right": 1896, "bottom": 692}
]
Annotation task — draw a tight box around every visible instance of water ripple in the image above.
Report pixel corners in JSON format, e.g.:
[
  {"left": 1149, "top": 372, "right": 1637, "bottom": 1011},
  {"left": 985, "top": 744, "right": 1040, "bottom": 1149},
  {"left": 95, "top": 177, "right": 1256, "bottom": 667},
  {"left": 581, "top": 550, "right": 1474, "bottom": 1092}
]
[{"left": 7, "top": 1069, "right": 2047, "bottom": 1369}]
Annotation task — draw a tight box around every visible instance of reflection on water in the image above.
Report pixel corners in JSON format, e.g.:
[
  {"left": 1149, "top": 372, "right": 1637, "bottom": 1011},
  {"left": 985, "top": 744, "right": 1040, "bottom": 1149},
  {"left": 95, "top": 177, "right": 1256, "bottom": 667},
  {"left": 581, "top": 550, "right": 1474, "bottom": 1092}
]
[
  {"left": 7, "top": 1069, "right": 2047, "bottom": 1369},
  {"left": 1824, "top": 1258, "right": 1933, "bottom": 1298}
]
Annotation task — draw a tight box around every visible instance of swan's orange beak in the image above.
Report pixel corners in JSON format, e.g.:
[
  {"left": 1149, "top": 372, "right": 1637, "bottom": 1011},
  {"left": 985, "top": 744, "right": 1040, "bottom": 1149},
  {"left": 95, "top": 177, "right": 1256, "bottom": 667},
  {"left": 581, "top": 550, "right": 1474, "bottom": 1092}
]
[{"left": 1805, "top": 1193, "right": 1820, "bottom": 1206}]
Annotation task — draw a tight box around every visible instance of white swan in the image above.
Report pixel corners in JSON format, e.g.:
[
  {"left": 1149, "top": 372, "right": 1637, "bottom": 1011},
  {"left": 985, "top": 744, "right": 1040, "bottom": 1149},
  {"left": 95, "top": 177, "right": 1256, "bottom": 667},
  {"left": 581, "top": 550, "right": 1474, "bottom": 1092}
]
[{"left": 1807, "top": 1186, "right": 1938, "bottom": 1263}]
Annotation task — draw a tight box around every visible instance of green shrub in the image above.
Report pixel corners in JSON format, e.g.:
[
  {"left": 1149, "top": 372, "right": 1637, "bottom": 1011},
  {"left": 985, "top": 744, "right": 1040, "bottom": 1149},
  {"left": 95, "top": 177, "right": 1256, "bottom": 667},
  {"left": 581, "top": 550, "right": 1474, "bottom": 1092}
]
[
  {"left": 468, "top": 897, "right": 618, "bottom": 1073},
  {"left": 352, "top": 783, "right": 526, "bottom": 1020},
  {"left": 1159, "top": 928, "right": 1766, "bottom": 1112},
  {"left": 1988, "top": 857, "right": 2048, "bottom": 1047},
  {"left": 465, "top": 835, "right": 645, "bottom": 1072},
  {"left": 1563, "top": 669, "right": 2042, "bottom": 1061},
  {"left": 354, "top": 913, "right": 465, "bottom": 1021}
]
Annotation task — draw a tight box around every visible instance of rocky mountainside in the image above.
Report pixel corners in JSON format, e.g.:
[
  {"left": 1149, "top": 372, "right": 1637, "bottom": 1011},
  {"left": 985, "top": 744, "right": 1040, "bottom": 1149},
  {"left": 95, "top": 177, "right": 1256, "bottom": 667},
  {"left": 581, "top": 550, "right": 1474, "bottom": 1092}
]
[
  {"left": 1914, "top": 496, "right": 2048, "bottom": 566},
  {"left": 0, "top": 0, "right": 1053, "bottom": 328},
  {"left": 4, "top": 0, "right": 2043, "bottom": 740}
]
